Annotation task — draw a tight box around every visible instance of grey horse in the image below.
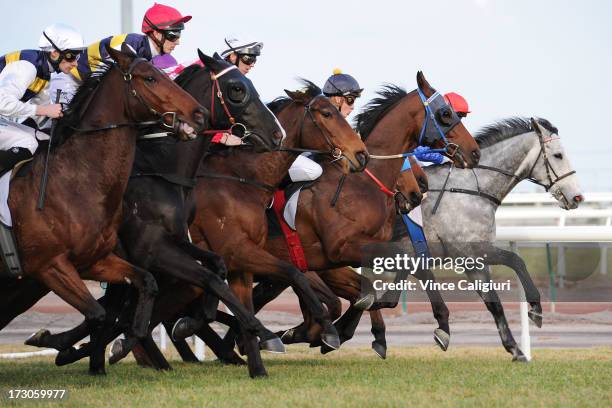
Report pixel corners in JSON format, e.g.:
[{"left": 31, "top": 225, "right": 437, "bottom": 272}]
[{"left": 416, "top": 116, "right": 583, "bottom": 361}]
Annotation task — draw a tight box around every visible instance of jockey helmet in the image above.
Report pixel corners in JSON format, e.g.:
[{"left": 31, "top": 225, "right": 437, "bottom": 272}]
[
  {"left": 323, "top": 69, "right": 363, "bottom": 97},
  {"left": 39, "top": 23, "right": 86, "bottom": 52},
  {"left": 220, "top": 35, "right": 263, "bottom": 59},
  {"left": 141, "top": 3, "right": 191, "bottom": 33},
  {"left": 444, "top": 92, "right": 470, "bottom": 115}
]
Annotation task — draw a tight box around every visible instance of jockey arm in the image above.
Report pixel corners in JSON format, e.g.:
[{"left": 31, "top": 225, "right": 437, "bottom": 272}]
[{"left": 0, "top": 61, "right": 40, "bottom": 119}]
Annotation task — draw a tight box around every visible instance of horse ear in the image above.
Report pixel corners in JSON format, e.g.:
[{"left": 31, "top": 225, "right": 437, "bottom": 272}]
[
  {"left": 284, "top": 89, "right": 308, "bottom": 104},
  {"left": 416, "top": 71, "right": 434, "bottom": 96},
  {"left": 530, "top": 117, "right": 543, "bottom": 136},
  {"left": 106, "top": 43, "right": 133, "bottom": 71},
  {"left": 212, "top": 52, "right": 223, "bottom": 60},
  {"left": 198, "top": 48, "right": 224, "bottom": 72}
]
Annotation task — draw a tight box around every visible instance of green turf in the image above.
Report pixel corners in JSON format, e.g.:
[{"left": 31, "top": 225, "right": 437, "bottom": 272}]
[{"left": 1, "top": 346, "right": 610, "bottom": 407}]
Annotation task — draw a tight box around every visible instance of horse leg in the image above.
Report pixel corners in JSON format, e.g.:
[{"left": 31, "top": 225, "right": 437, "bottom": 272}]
[
  {"left": 163, "top": 320, "right": 199, "bottom": 363},
  {"left": 485, "top": 246, "right": 543, "bottom": 327},
  {"left": 144, "top": 243, "right": 283, "bottom": 353},
  {"left": 237, "top": 245, "right": 340, "bottom": 350},
  {"left": 411, "top": 266, "right": 451, "bottom": 351},
  {"left": 34, "top": 254, "right": 109, "bottom": 375},
  {"left": 465, "top": 265, "right": 527, "bottom": 361},
  {"left": 369, "top": 310, "right": 387, "bottom": 359},
  {"left": 0, "top": 277, "right": 49, "bottom": 330},
  {"left": 229, "top": 273, "right": 267, "bottom": 378}
]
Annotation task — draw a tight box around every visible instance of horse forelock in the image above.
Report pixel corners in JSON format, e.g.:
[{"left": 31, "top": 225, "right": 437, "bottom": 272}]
[
  {"left": 475, "top": 117, "right": 559, "bottom": 148},
  {"left": 354, "top": 85, "right": 407, "bottom": 141}
]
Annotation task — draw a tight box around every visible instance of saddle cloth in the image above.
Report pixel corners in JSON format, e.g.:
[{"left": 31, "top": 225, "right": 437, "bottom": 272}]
[{"left": 0, "top": 170, "right": 12, "bottom": 227}]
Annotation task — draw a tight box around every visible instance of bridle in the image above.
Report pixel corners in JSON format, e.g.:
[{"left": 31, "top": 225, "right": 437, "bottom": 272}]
[
  {"left": 294, "top": 96, "right": 343, "bottom": 160},
  {"left": 71, "top": 58, "right": 182, "bottom": 133},
  {"left": 416, "top": 88, "right": 460, "bottom": 158},
  {"left": 429, "top": 119, "right": 576, "bottom": 211}
]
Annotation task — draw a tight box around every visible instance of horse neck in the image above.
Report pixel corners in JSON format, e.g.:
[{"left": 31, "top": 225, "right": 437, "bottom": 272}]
[
  {"left": 55, "top": 71, "right": 138, "bottom": 194},
  {"left": 363, "top": 97, "right": 419, "bottom": 189},
  {"left": 478, "top": 132, "right": 540, "bottom": 200}
]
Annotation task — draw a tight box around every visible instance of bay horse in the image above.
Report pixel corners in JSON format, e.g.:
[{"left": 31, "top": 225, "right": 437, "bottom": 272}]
[
  {"left": 34, "top": 80, "right": 370, "bottom": 377},
  {"left": 164, "top": 72, "right": 479, "bottom": 360},
  {"left": 0, "top": 44, "right": 205, "bottom": 374},
  {"left": 22, "top": 51, "right": 288, "bottom": 377}
]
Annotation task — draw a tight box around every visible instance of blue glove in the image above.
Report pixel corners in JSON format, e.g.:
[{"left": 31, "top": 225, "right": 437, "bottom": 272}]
[{"left": 414, "top": 145, "right": 445, "bottom": 164}]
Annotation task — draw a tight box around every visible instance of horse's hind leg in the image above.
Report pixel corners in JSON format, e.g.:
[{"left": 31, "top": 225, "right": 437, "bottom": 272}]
[
  {"left": 465, "top": 265, "right": 526, "bottom": 361},
  {"left": 35, "top": 254, "right": 109, "bottom": 375}
]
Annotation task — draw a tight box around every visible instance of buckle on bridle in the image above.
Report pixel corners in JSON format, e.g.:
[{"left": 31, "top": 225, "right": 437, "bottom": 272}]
[
  {"left": 160, "top": 111, "right": 177, "bottom": 130},
  {"left": 332, "top": 147, "right": 343, "bottom": 160},
  {"left": 445, "top": 143, "right": 459, "bottom": 158}
]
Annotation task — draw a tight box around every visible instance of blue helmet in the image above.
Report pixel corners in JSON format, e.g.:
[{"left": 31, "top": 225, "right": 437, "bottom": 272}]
[{"left": 323, "top": 69, "right": 363, "bottom": 97}]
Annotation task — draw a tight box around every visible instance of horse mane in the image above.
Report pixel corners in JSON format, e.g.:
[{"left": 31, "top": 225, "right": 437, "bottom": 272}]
[
  {"left": 475, "top": 117, "right": 559, "bottom": 148},
  {"left": 53, "top": 61, "right": 115, "bottom": 149},
  {"left": 354, "top": 85, "right": 407, "bottom": 141},
  {"left": 267, "top": 79, "right": 322, "bottom": 115},
  {"left": 174, "top": 63, "right": 205, "bottom": 89}
]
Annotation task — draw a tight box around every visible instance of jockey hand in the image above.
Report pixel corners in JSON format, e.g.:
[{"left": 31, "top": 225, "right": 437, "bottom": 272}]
[
  {"left": 219, "top": 132, "right": 243, "bottom": 146},
  {"left": 36, "top": 104, "right": 63, "bottom": 119},
  {"left": 414, "top": 145, "right": 444, "bottom": 164}
]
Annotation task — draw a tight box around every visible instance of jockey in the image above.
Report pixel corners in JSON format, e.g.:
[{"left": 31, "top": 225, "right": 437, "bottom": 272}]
[
  {"left": 413, "top": 92, "right": 470, "bottom": 165},
  {"left": 0, "top": 23, "right": 85, "bottom": 174},
  {"left": 51, "top": 3, "right": 191, "bottom": 103},
  {"left": 287, "top": 69, "right": 363, "bottom": 183},
  {"left": 219, "top": 35, "right": 263, "bottom": 76}
]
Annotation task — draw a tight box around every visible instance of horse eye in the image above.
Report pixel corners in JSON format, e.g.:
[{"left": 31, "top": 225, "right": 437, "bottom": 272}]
[
  {"left": 553, "top": 153, "right": 563, "bottom": 159},
  {"left": 321, "top": 111, "right": 332, "bottom": 118},
  {"left": 228, "top": 84, "right": 246, "bottom": 103},
  {"left": 144, "top": 76, "right": 156, "bottom": 84}
]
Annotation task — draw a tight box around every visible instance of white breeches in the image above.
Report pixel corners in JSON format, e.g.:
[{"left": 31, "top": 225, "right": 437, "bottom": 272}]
[
  {"left": 288, "top": 154, "right": 322, "bottom": 182},
  {"left": 0, "top": 118, "right": 48, "bottom": 154}
]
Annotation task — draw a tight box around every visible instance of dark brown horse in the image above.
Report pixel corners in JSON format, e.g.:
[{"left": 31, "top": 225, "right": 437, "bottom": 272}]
[{"left": 0, "top": 45, "right": 205, "bottom": 374}]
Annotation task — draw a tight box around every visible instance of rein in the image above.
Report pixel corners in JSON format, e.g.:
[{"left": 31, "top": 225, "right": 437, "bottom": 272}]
[{"left": 70, "top": 58, "right": 182, "bottom": 134}]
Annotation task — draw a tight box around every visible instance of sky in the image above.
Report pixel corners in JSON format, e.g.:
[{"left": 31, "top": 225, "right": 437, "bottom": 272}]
[{"left": 3, "top": 0, "right": 611, "bottom": 192}]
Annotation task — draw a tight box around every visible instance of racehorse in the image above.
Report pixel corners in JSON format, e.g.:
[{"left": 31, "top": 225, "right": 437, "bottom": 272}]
[
  {"left": 163, "top": 73, "right": 480, "bottom": 360},
  {"left": 0, "top": 44, "right": 205, "bottom": 374},
  {"left": 22, "top": 51, "right": 288, "bottom": 378}
]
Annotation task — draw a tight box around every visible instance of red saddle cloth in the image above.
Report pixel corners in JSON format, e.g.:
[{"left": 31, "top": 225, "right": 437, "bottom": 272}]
[{"left": 271, "top": 190, "right": 309, "bottom": 272}]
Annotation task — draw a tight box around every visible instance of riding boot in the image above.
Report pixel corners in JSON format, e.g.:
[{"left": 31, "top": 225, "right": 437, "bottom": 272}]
[{"left": 0, "top": 147, "right": 33, "bottom": 178}]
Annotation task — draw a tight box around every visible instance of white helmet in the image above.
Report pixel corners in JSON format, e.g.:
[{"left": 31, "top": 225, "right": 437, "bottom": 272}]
[
  {"left": 39, "top": 23, "right": 86, "bottom": 52},
  {"left": 220, "top": 34, "right": 263, "bottom": 59}
]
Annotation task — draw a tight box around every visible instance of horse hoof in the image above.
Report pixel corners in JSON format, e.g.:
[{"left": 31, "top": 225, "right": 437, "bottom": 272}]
[
  {"left": 220, "top": 354, "right": 247, "bottom": 366},
  {"left": 321, "top": 333, "right": 341, "bottom": 351},
  {"left": 55, "top": 347, "right": 77, "bottom": 366},
  {"left": 372, "top": 342, "right": 387, "bottom": 359},
  {"left": 171, "top": 317, "right": 197, "bottom": 341},
  {"left": 88, "top": 367, "right": 106, "bottom": 376},
  {"left": 279, "top": 328, "right": 295, "bottom": 343},
  {"left": 24, "top": 329, "right": 50, "bottom": 348},
  {"left": 249, "top": 368, "right": 268, "bottom": 379},
  {"left": 528, "top": 310, "right": 543, "bottom": 328},
  {"left": 512, "top": 354, "right": 529, "bottom": 363},
  {"left": 109, "top": 339, "right": 128, "bottom": 365},
  {"left": 354, "top": 294, "right": 375, "bottom": 311},
  {"left": 259, "top": 337, "right": 286, "bottom": 353},
  {"left": 434, "top": 328, "right": 450, "bottom": 351}
]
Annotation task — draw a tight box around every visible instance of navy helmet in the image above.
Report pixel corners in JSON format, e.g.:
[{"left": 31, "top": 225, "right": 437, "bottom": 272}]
[{"left": 323, "top": 69, "right": 363, "bottom": 97}]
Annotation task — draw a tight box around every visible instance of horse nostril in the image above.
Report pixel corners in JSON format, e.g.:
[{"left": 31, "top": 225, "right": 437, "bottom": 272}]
[
  {"left": 410, "top": 192, "right": 422, "bottom": 206},
  {"left": 193, "top": 108, "right": 206, "bottom": 127},
  {"left": 471, "top": 149, "right": 481, "bottom": 162},
  {"left": 574, "top": 194, "right": 584, "bottom": 203},
  {"left": 356, "top": 151, "right": 369, "bottom": 169}
]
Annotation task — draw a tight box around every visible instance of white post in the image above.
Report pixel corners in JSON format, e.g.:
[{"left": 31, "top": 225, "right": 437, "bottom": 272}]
[
  {"left": 557, "top": 244, "right": 566, "bottom": 289},
  {"left": 120, "top": 0, "right": 133, "bottom": 33},
  {"left": 159, "top": 324, "right": 167, "bottom": 351},
  {"left": 510, "top": 241, "right": 531, "bottom": 361},
  {"left": 195, "top": 336, "right": 205, "bottom": 360}
]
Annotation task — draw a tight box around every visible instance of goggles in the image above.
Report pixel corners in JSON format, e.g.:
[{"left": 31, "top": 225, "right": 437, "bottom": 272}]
[
  {"left": 163, "top": 30, "right": 182, "bottom": 42},
  {"left": 238, "top": 54, "right": 257, "bottom": 65}
]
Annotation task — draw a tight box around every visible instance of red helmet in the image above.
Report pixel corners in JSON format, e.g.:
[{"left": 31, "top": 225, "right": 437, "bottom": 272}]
[
  {"left": 141, "top": 3, "right": 191, "bottom": 33},
  {"left": 444, "top": 92, "right": 470, "bottom": 115}
]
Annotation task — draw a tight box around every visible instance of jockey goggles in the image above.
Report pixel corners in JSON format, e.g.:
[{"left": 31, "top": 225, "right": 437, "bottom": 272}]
[
  {"left": 163, "top": 30, "right": 181, "bottom": 42},
  {"left": 238, "top": 54, "right": 257, "bottom": 65}
]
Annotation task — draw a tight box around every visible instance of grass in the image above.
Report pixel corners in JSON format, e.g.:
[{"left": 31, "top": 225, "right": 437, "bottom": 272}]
[{"left": 1, "top": 346, "right": 611, "bottom": 407}]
